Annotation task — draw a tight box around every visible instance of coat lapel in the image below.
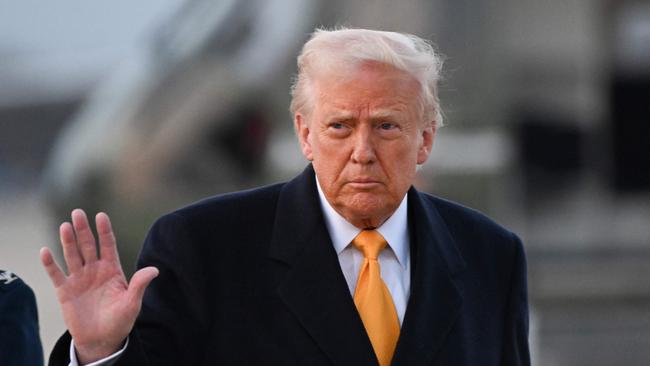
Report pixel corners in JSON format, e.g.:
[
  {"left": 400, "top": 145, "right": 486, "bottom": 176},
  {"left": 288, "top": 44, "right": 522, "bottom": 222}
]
[
  {"left": 391, "top": 189, "right": 466, "bottom": 366},
  {"left": 268, "top": 165, "right": 378, "bottom": 365}
]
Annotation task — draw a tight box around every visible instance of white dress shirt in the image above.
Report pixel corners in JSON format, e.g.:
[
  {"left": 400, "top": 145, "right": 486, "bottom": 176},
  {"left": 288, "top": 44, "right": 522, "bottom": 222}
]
[
  {"left": 316, "top": 178, "right": 411, "bottom": 325},
  {"left": 69, "top": 178, "right": 412, "bottom": 365}
]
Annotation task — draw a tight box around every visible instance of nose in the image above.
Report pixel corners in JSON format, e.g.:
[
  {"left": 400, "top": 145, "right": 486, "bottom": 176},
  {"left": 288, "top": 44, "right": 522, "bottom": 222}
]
[{"left": 351, "top": 126, "right": 376, "bottom": 164}]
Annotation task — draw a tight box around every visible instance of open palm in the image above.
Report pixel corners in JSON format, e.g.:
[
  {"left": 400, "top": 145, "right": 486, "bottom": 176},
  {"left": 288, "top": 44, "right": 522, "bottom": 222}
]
[{"left": 40, "top": 209, "right": 158, "bottom": 363}]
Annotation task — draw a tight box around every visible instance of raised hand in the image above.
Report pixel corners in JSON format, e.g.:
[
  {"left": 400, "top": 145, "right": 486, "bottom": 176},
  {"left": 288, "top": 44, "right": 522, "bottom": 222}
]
[{"left": 40, "top": 209, "right": 159, "bottom": 364}]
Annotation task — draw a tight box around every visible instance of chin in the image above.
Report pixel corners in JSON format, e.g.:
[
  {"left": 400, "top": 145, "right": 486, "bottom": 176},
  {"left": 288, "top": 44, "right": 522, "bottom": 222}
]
[{"left": 340, "top": 194, "right": 394, "bottom": 224}]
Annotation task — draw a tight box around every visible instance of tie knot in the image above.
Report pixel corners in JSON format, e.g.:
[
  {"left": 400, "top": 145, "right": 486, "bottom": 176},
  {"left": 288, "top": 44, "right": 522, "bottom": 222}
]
[{"left": 352, "top": 230, "right": 387, "bottom": 260}]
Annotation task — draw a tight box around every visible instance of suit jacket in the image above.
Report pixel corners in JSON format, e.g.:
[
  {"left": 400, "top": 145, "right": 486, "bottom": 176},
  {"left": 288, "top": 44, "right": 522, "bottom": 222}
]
[{"left": 50, "top": 165, "right": 530, "bottom": 365}]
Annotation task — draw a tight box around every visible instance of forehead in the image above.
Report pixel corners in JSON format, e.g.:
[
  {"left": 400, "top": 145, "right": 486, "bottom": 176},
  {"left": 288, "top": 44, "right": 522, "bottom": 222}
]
[{"left": 311, "top": 62, "right": 421, "bottom": 114}]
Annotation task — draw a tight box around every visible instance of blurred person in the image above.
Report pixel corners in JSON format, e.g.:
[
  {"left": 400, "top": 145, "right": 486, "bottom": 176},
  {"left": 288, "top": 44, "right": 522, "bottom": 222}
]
[
  {"left": 0, "top": 270, "right": 44, "bottom": 366},
  {"left": 41, "top": 28, "right": 530, "bottom": 365}
]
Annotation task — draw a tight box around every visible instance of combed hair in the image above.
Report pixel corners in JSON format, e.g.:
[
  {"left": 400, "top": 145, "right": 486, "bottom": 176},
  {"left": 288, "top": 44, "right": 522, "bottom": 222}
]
[{"left": 290, "top": 27, "right": 444, "bottom": 128}]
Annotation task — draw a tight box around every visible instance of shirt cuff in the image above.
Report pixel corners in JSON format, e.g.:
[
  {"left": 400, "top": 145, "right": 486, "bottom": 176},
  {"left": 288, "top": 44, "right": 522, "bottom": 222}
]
[{"left": 68, "top": 338, "right": 128, "bottom": 366}]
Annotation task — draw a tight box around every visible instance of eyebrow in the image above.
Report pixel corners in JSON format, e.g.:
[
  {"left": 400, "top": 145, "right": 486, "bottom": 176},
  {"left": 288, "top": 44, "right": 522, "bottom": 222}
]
[
  {"left": 324, "top": 109, "right": 402, "bottom": 121},
  {"left": 324, "top": 111, "right": 356, "bottom": 121},
  {"left": 369, "top": 110, "right": 400, "bottom": 120}
]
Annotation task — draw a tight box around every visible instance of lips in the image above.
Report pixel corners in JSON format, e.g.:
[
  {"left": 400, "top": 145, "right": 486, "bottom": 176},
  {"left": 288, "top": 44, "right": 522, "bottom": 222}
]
[
  {"left": 350, "top": 178, "right": 380, "bottom": 183},
  {"left": 347, "top": 179, "right": 382, "bottom": 189}
]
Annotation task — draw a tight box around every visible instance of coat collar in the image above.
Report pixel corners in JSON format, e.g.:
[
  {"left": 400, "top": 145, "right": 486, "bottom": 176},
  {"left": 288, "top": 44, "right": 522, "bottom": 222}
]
[
  {"left": 391, "top": 188, "right": 466, "bottom": 366},
  {"left": 269, "top": 165, "right": 376, "bottom": 365},
  {"left": 269, "top": 165, "right": 465, "bottom": 365}
]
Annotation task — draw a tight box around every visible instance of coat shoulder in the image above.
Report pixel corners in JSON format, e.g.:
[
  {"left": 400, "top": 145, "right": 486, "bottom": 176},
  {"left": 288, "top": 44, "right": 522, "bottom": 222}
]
[
  {"left": 161, "top": 182, "right": 286, "bottom": 226},
  {"left": 137, "top": 182, "right": 286, "bottom": 265},
  {"left": 419, "top": 192, "right": 520, "bottom": 246},
  {"left": 421, "top": 193, "right": 515, "bottom": 236}
]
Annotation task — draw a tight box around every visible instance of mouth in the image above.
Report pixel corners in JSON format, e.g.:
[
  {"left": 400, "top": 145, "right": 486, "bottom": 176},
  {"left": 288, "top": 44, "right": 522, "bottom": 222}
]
[{"left": 347, "top": 179, "right": 382, "bottom": 189}]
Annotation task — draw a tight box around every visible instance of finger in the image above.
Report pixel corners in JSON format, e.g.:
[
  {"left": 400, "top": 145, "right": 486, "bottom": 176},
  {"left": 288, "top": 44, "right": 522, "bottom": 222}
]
[
  {"left": 96, "top": 212, "right": 120, "bottom": 265},
  {"left": 127, "top": 266, "right": 159, "bottom": 305},
  {"left": 40, "top": 247, "right": 66, "bottom": 288},
  {"left": 60, "top": 222, "right": 83, "bottom": 273},
  {"left": 71, "top": 208, "right": 98, "bottom": 264}
]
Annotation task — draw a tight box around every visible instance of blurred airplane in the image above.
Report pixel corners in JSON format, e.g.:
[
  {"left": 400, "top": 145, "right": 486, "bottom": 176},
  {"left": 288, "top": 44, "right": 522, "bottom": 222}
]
[{"left": 41, "top": 0, "right": 317, "bottom": 272}]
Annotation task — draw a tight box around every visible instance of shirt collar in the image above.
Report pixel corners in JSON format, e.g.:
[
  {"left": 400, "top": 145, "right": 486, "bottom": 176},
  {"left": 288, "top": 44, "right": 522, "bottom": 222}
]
[{"left": 315, "top": 175, "right": 409, "bottom": 269}]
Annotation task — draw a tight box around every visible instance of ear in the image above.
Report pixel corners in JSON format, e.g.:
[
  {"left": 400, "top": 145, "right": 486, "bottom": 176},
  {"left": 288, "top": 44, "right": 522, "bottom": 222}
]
[
  {"left": 295, "top": 113, "right": 313, "bottom": 161},
  {"left": 416, "top": 125, "right": 435, "bottom": 165}
]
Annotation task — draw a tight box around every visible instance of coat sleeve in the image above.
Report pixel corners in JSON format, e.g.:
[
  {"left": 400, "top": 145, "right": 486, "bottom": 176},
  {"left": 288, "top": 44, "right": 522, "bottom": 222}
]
[
  {"left": 500, "top": 233, "right": 531, "bottom": 366},
  {"left": 118, "top": 212, "right": 213, "bottom": 365}
]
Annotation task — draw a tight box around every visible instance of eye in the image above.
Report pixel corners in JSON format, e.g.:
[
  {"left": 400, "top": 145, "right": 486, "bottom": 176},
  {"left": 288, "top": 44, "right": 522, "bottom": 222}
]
[
  {"left": 328, "top": 121, "right": 351, "bottom": 131},
  {"left": 376, "top": 121, "right": 402, "bottom": 139},
  {"left": 326, "top": 121, "right": 351, "bottom": 137},
  {"left": 379, "top": 122, "right": 397, "bottom": 130}
]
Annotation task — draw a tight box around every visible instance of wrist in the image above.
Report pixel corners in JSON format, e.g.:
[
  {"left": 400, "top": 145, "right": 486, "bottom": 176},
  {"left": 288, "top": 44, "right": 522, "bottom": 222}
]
[{"left": 74, "top": 339, "right": 125, "bottom": 365}]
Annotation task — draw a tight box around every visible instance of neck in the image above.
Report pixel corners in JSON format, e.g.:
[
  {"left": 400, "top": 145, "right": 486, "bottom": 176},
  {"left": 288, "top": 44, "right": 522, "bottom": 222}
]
[{"left": 347, "top": 215, "right": 388, "bottom": 230}]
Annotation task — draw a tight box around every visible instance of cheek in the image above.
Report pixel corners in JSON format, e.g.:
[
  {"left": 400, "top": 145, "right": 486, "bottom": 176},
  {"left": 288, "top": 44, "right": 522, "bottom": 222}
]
[
  {"left": 382, "top": 140, "right": 419, "bottom": 164},
  {"left": 312, "top": 147, "right": 347, "bottom": 185},
  {"left": 379, "top": 142, "right": 419, "bottom": 182},
  {"left": 311, "top": 131, "right": 337, "bottom": 153},
  {"left": 313, "top": 135, "right": 351, "bottom": 164}
]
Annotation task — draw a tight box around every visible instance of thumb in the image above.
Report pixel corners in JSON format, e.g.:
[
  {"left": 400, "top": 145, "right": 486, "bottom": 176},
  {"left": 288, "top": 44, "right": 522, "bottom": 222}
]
[{"left": 127, "top": 266, "right": 159, "bottom": 304}]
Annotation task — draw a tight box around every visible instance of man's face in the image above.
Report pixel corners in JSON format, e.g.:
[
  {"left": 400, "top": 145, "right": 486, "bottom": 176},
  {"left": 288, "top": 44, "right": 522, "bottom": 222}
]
[{"left": 295, "top": 62, "right": 435, "bottom": 228}]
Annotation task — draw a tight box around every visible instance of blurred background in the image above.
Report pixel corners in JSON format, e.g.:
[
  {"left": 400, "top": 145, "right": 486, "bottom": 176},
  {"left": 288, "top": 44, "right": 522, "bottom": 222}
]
[{"left": 1, "top": 0, "right": 649, "bottom": 364}]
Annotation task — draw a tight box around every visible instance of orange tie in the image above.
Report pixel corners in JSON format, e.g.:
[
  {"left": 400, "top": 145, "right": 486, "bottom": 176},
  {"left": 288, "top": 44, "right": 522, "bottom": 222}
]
[{"left": 352, "top": 230, "right": 400, "bottom": 366}]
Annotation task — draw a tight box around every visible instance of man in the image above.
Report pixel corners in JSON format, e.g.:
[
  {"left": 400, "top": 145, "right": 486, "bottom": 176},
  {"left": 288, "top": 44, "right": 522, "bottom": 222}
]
[
  {"left": 41, "top": 28, "right": 530, "bottom": 365},
  {"left": 0, "top": 269, "right": 44, "bottom": 365}
]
